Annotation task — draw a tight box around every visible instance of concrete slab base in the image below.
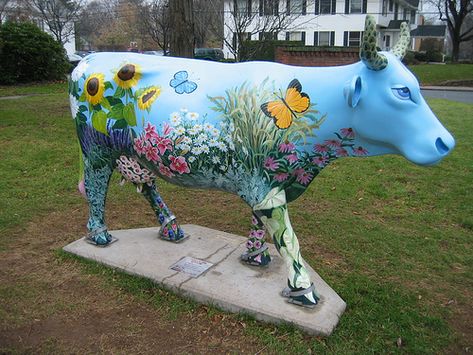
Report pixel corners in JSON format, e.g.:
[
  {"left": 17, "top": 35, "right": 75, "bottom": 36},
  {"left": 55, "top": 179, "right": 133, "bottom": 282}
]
[{"left": 63, "top": 224, "right": 346, "bottom": 336}]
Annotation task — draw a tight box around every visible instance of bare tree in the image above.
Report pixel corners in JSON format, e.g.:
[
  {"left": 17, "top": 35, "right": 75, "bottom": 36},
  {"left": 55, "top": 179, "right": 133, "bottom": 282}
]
[
  {"left": 169, "top": 0, "right": 194, "bottom": 57},
  {"left": 430, "top": 0, "right": 473, "bottom": 61},
  {"left": 194, "top": 0, "right": 223, "bottom": 47},
  {"left": 139, "top": 0, "right": 171, "bottom": 54},
  {"left": 27, "top": 0, "right": 82, "bottom": 45},
  {"left": 205, "top": 0, "right": 316, "bottom": 61},
  {"left": 0, "top": 0, "right": 11, "bottom": 24}
]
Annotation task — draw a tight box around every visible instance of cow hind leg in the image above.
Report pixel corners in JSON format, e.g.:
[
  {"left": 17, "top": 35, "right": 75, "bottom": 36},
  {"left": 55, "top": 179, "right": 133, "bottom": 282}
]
[
  {"left": 83, "top": 155, "right": 114, "bottom": 246},
  {"left": 254, "top": 190, "right": 319, "bottom": 308},
  {"left": 241, "top": 213, "right": 271, "bottom": 266},
  {"left": 141, "top": 182, "right": 187, "bottom": 242}
]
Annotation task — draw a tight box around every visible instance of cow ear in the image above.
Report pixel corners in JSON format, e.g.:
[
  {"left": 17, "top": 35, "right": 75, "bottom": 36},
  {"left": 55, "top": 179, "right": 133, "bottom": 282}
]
[{"left": 345, "top": 76, "right": 362, "bottom": 108}]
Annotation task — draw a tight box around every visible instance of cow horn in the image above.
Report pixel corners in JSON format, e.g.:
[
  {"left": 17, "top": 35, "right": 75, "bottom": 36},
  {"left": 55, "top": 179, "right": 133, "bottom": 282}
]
[
  {"left": 360, "top": 15, "right": 387, "bottom": 71},
  {"left": 391, "top": 22, "right": 410, "bottom": 59}
]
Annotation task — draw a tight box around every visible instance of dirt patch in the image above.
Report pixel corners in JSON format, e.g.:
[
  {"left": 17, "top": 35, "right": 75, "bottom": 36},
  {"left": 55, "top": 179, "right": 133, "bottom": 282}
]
[{"left": 0, "top": 195, "right": 266, "bottom": 353}]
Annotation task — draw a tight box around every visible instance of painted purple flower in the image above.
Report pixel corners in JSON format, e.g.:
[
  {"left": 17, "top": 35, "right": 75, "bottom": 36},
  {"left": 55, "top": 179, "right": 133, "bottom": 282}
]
[
  {"left": 336, "top": 148, "right": 349, "bottom": 157},
  {"left": 255, "top": 229, "right": 265, "bottom": 239},
  {"left": 294, "top": 168, "right": 313, "bottom": 186},
  {"left": 340, "top": 127, "right": 355, "bottom": 139},
  {"left": 312, "top": 155, "right": 329, "bottom": 167},
  {"left": 264, "top": 156, "right": 279, "bottom": 171},
  {"left": 251, "top": 215, "right": 259, "bottom": 226},
  {"left": 324, "top": 139, "right": 341, "bottom": 148},
  {"left": 352, "top": 146, "right": 369, "bottom": 156},
  {"left": 274, "top": 172, "right": 289, "bottom": 182},
  {"left": 278, "top": 141, "right": 296, "bottom": 153},
  {"left": 314, "top": 144, "right": 329, "bottom": 153},
  {"left": 249, "top": 230, "right": 257, "bottom": 238},
  {"left": 246, "top": 240, "right": 254, "bottom": 249},
  {"left": 254, "top": 240, "right": 262, "bottom": 249},
  {"left": 284, "top": 153, "right": 299, "bottom": 164}
]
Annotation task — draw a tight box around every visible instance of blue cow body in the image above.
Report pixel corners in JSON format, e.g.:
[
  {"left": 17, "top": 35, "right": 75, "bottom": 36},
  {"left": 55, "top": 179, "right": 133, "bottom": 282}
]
[{"left": 69, "top": 16, "right": 454, "bottom": 308}]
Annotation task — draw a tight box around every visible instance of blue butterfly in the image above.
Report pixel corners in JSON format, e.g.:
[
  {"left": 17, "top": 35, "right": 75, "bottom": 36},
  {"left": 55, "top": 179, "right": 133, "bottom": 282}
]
[{"left": 169, "top": 70, "right": 197, "bottom": 94}]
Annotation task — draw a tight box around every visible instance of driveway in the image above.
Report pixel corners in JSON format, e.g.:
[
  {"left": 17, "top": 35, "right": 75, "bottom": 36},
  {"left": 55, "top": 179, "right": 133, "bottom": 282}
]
[{"left": 421, "top": 87, "right": 473, "bottom": 104}]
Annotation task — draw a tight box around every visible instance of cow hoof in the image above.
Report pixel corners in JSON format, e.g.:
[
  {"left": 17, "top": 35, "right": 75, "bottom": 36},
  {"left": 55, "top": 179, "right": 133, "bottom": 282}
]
[
  {"left": 241, "top": 251, "right": 271, "bottom": 266},
  {"left": 85, "top": 232, "right": 117, "bottom": 247},
  {"left": 281, "top": 283, "right": 319, "bottom": 308},
  {"left": 159, "top": 233, "right": 189, "bottom": 243}
]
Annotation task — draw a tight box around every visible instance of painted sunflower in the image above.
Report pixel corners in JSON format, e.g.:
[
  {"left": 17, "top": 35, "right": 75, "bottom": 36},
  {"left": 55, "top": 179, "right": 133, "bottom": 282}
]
[
  {"left": 84, "top": 73, "right": 105, "bottom": 105},
  {"left": 114, "top": 63, "right": 142, "bottom": 88},
  {"left": 138, "top": 86, "right": 161, "bottom": 110}
]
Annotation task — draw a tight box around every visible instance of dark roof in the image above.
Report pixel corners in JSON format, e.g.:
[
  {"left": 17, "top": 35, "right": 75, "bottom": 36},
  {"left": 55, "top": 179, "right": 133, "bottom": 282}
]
[
  {"left": 404, "top": 0, "right": 419, "bottom": 8},
  {"left": 387, "top": 20, "right": 409, "bottom": 29},
  {"left": 410, "top": 25, "right": 446, "bottom": 37}
]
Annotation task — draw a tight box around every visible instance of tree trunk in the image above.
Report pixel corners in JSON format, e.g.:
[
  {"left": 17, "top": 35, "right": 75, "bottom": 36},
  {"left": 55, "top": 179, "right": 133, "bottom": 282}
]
[
  {"left": 451, "top": 40, "right": 460, "bottom": 62},
  {"left": 169, "top": 0, "right": 195, "bottom": 58}
]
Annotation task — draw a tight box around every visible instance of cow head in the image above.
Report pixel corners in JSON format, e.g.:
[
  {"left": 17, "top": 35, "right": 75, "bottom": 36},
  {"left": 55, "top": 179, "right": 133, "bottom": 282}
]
[{"left": 346, "top": 15, "right": 455, "bottom": 165}]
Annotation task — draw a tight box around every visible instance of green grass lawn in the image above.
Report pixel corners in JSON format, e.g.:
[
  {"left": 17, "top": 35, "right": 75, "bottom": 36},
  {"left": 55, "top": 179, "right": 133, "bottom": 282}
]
[
  {"left": 408, "top": 63, "right": 473, "bottom": 86},
  {"left": 0, "top": 82, "right": 472, "bottom": 353}
]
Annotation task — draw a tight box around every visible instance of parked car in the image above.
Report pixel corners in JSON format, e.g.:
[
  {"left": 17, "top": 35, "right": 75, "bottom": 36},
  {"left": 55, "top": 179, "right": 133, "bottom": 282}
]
[
  {"left": 143, "top": 50, "right": 164, "bottom": 56},
  {"left": 75, "top": 50, "right": 95, "bottom": 58},
  {"left": 68, "top": 53, "right": 82, "bottom": 66},
  {"left": 194, "top": 48, "right": 224, "bottom": 61}
]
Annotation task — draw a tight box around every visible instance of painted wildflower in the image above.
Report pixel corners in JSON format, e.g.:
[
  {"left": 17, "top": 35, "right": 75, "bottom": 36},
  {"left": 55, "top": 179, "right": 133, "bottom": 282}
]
[
  {"left": 312, "top": 155, "right": 329, "bottom": 167},
  {"left": 352, "top": 146, "right": 369, "bottom": 156},
  {"left": 314, "top": 144, "right": 329, "bottom": 153},
  {"left": 324, "top": 139, "right": 342, "bottom": 148},
  {"left": 169, "top": 156, "right": 190, "bottom": 174},
  {"left": 264, "top": 157, "right": 279, "bottom": 171},
  {"left": 217, "top": 142, "right": 228, "bottom": 152},
  {"left": 340, "top": 127, "right": 355, "bottom": 138},
  {"left": 175, "top": 126, "right": 186, "bottom": 135},
  {"left": 201, "top": 145, "right": 210, "bottom": 154},
  {"left": 71, "top": 60, "right": 88, "bottom": 81},
  {"left": 294, "top": 168, "right": 313, "bottom": 185},
  {"left": 169, "top": 113, "right": 182, "bottom": 126},
  {"left": 159, "top": 163, "right": 174, "bottom": 178},
  {"left": 69, "top": 94, "right": 79, "bottom": 118},
  {"left": 186, "top": 112, "right": 199, "bottom": 120},
  {"left": 285, "top": 153, "right": 299, "bottom": 164},
  {"left": 188, "top": 156, "right": 196, "bottom": 163},
  {"left": 279, "top": 142, "right": 296, "bottom": 153},
  {"left": 212, "top": 156, "right": 221, "bottom": 164},
  {"left": 274, "top": 172, "right": 289, "bottom": 182},
  {"left": 336, "top": 148, "right": 349, "bottom": 157}
]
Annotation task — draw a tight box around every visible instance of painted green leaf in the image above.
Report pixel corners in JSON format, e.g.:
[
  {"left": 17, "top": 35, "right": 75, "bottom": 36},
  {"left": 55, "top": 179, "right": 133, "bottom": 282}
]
[
  {"left": 77, "top": 112, "right": 87, "bottom": 123},
  {"left": 92, "top": 110, "right": 108, "bottom": 135},
  {"left": 112, "top": 119, "right": 128, "bottom": 129},
  {"left": 79, "top": 91, "right": 86, "bottom": 102},
  {"left": 110, "top": 103, "right": 124, "bottom": 120},
  {"left": 93, "top": 104, "right": 102, "bottom": 111},
  {"left": 123, "top": 103, "right": 137, "bottom": 127},
  {"left": 104, "top": 81, "right": 113, "bottom": 91},
  {"left": 114, "top": 86, "right": 125, "bottom": 98},
  {"left": 79, "top": 105, "right": 88, "bottom": 112},
  {"left": 105, "top": 96, "right": 122, "bottom": 106},
  {"left": 101, "top": 97, "right": 112, "bottom": 111}
]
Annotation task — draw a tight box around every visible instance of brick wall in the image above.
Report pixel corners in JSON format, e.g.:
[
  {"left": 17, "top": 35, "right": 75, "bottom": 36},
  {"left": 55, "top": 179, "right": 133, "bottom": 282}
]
[{"left": 275, "top": 46, "right": 360, "bottom": 67}]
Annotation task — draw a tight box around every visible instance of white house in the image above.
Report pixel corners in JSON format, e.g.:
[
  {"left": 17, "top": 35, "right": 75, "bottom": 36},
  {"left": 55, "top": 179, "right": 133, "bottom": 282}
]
[{"left": 223, "top": 0, "right": 420, "bottom": 58}]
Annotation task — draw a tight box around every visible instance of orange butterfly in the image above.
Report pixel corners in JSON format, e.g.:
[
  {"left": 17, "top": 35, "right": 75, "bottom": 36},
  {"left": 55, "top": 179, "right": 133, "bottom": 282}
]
[{"left": 260, "top": 79, "right": 310, "bottom": 129}]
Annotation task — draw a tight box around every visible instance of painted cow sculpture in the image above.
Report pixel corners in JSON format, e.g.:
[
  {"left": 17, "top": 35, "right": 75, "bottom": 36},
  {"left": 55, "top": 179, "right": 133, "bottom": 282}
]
[{"left": 69, "top": 16, "right": 454, "bottom": 308}]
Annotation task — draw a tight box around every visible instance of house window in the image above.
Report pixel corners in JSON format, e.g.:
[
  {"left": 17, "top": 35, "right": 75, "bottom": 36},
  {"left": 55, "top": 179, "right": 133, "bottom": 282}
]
[
  {"left": 394, "top": 3, "right": 398, "bottom": 19},
  {"left": 314, "top": 31, "right": 335, "bottom": 46},
  {"left": 286, "top": 31, "right": 306, "bottom": 42},
  {"left": 403, "top": 8, "right": 407, "bottom": 20},
  {"left": 259, "top": 32, "right": 278, "bottom": 40},
  {"left": 385, "top": 35, "right": 391, "bottom": 50},
  {"left": 350, "top": 0, "right": 362, "bottom": 13},
  {"left": 382, "top": 0, "right": 388, "bottom": 16},
  {"left": 388, "top": 0, "right": 393, "bottom": 11},
  {"left": 234, "top": 0, "right": 252, "bottom": 15},
  {"left": 410, "top": 10, "right": 416, "bottom": 24},
  {"left": 287, "top": 0, "right": 307, "bottom": 15},
  {"left": 344, "top": 31, "right": 362, "bottom": 47},
  {"left": 259, "top": 0, "right": 279, "bottom": 15}
]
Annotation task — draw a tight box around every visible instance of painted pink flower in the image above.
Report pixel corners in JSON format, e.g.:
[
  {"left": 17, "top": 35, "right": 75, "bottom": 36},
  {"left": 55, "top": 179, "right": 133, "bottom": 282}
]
[
  {"left": 284, "top": 153, "right": 299, "bottom": 164},
  {"left": 274, "top": 172, "right": 289, "bottom": 182},
  {"left": 336, "top": 148, "right": 349, "bottom": 157},
  {"left": 255, "top": 230, "right": 265, "bottom": 239},
  {"left": 340, "top": 127, "right": 355, "bottom": 139},
  {"left": 251, "top": 215, "right": 258, "bottom": 226},
  {"left": 162, "top": 226, "right": 169, "bottom": 236},
  {"left": 278, "top": 142, "right": 296, "bottom": 153},
  {"left": 163, "top": 122, "right": 173, "bottom": 136},
  {"left": 249, "top": 230, "right": 257, "bottom": 238},
  {"left": 254, "top": 240, "right": 262, "bottom": 249},
  {"left": 134, "top": 137, "right": 147, "bottom": 155},
  {"left": 169, "top": 155, "right": 190, "bottom": 174},
  {"left": 296, "top": 170, "right": 313, "bottom": 186},
  {"left": 246, "top": 240, "right": 253, "bottom": 249},
  {"left": 144, "top": 122, "right": 159, "bottom": 141},
  {"left": 312, "top": 155, "right": 329, "bottom": 167},
  {"left": 314, "top": 144, "right": 329, "bottom": 153},
  {"left": 352, "top": 146, "right": 368, "bottom": 156},
  {"left": 254, "top": 254, "right": 262, "bottom": 264},
  {"left": 324, "top": 139, "right": 341, "bottom": 148},
  {"left": 264, "top": 157, "right": 279, "bottom": 171},
  {"left": 145, "top": 145, "right": 160, "bottom": 163},
  {"left": 155, "top": 136, "right": 173, "bottom": 155},
  {"left": 159, "top": 163, "right": 174, "bottom": 178}
]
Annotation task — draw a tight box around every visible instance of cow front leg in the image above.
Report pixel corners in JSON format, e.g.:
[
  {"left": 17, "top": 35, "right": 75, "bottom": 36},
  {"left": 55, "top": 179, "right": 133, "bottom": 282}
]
[
  {"left": 241, "top": 213, "right": 271, "bottom": 266},
  {"left": 141, "top": 182, "right": 187, "bottom": 242},
  {"left": 254, "top": 189, "right": 319, "bottom": 308},
  {"left": 83, "top": 156, "right": 114, "bottom": 246}
]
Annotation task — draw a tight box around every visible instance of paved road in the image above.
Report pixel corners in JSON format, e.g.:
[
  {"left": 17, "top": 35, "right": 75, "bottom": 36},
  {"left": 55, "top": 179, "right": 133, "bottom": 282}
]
[{"left": 421, "top": 89, "right": 473, "bottom": 104}]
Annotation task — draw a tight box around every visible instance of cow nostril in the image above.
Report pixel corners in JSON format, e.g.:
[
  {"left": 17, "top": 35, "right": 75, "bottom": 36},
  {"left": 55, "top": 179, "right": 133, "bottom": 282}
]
[{"left": 435, "top": 137, "right": 449, "bottom": 155}]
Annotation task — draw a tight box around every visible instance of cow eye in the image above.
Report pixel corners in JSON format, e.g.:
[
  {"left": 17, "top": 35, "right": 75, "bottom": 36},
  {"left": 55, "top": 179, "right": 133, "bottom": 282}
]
[{"left": 392, "top": 87, "right": 411, "bottom": 100}]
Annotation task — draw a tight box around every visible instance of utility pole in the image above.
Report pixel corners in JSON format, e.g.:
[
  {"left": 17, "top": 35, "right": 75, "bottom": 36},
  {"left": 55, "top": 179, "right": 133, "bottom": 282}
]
[{"left": 169, "top": 0, "right": 195, "bottom": 58}]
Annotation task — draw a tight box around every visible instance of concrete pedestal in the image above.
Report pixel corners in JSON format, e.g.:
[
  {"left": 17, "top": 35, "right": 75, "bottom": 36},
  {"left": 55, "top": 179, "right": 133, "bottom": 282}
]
[{"left": 63, "top": 224, "right": 346, "bottom": 335}]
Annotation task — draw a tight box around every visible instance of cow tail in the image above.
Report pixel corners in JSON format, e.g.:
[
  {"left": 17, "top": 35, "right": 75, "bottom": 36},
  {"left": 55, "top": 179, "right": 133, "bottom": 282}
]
[{"left": 78, "top": 142, "right": 86, "bottom": 198}]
